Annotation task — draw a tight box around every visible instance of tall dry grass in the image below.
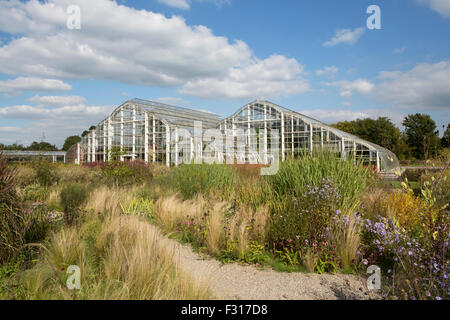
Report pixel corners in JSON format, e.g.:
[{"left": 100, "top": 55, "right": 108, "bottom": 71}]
[
  {"left": 155, "top": 194, "right": 207, "bottom": 233},
  {"left": 155, "top": 194, "right": 270, "bottom": 258},
  {"left": 361, "top": 187, "right": 425, "bottom": 228},
  {"left": 331, "top": 215, "right": 361, "bottom": 270},
  {"left": 205, "top": 202, "right": 227, "bottom": 255},
  {"left": 84, "top": 185, "right": 132, "bottom": 217},
  {"left": 19, "top": 214, "right": 211, "bottom": 300},
  {"left": 227, "top": 206, "right": 270, "bottom": 257}
]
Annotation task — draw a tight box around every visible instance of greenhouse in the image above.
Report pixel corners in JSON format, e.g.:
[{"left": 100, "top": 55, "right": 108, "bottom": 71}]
[{"left": 78, "top": 99, "right": 399, "bottom": 172}]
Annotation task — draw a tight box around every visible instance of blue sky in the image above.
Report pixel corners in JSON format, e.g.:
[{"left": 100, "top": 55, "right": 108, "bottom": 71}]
[{"left": 0, "top": 0, "right": 449, "bottom": 147}]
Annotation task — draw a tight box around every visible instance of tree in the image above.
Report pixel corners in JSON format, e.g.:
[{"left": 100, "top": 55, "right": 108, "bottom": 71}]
[
  {"left": 81, "top": 125, "right": 97, "bottom": 137},
  {"left": 332, "top": 117, "right": 401, "bottom": 152},
  {"left": 441, "top": 124, "right": 450, "bottom": 148},
  {"left": 332, "top": 121, "right": 357, "bottom": 135},
  {"left": 27, "top": 141, "right": 59, "bottom": 152},
  {"left": 402, "top": 114, "right": 441, "bottom": 160},
  {"left": 62, "top": 135, "right": 82, "bottom": 151},
  {"left": 0, "top": 143, "right": 26, "bottom": 151},
  {"left": 392, "top": 134, "right": 412, "bottom": 161}
]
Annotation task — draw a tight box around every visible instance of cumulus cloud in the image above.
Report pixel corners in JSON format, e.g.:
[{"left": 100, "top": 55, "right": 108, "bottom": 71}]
[
  {"left": 0, "top": 77, "right": 71, "bottom": 95},
  {"left": 28, "top": 95, "right": 87, "bottom": 107},
  {"left": 0, "top": 100, "right": 115, "bottom": 146},
  {"left": 315, "top": 66, "right": 338, "bottom": 78},
  {"left": 0, "top": 126, "right": 21, "bottom": 133},
  {"left": 0, "top": 104, "right": 114, "bottom": 120},
  {"left": 181, "top": 55, "right": 310, "bottom": 99},
  {"left": 157, "top": 0, "right": 231, "bottom": 10},
  {"left": 325, "top": 79, "right": 374, "bottom": 98},
  {"left": 157, "top": 0, "right": 190, "bottom": 10},
  {"left": 323, "top": 27, "right": 365, "bottom": 47},
  {"left": 0, "top": 0, "right": 305, "bottom": 100},
  {"left": 416, "top": 0, "right": 450, "bottom": 17},
  {"left": 375, "top": 60, "right": 450, "bottom": 112}
]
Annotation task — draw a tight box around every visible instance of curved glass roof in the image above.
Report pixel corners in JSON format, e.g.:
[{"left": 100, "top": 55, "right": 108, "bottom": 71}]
[{"left": 131, "top": 98, "right": 221, "bottom": 128}]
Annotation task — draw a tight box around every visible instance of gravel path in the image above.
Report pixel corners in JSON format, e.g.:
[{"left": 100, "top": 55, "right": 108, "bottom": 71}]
[{"left": 170, "top": 239, "right": 378, "bottom": 300}]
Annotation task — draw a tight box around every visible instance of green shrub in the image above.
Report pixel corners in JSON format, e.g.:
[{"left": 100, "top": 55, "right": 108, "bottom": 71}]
[
  {"left": 15, "top": 166, "right": 37, "bottom": 187},
  {"left": 268, "top": 152, "right": 371, "bottom": 212},
  {"left": 0, "top": 203, "right": 25, "bottom": 264},
  {"left": 121, "top": 197, "right": 155, "bottom": 220},
  {"left": 171, "top": 164, "right": 236, "bottom": 200},
  {"left": 21, "top": 183, "right": 48, "bottom": 202},
  {"left": 32, "top": 159, "right": 58, "bottom": 187},
  {"left": 1, "top": 155, "right": 52, "bottom": 264},
  {"left": 60, "top": 184, "right": 89, "bottom": 225},
  {"left": 0, "top": 153, "right": 25, "bottom": 263},
  {"left": 103, "top": 162, "right": 132, "bottom": 186},
  {"left": 23, "top": 203, "right": 51, "bottom": 244},
  {"left": 55, "top": 165, "right": 104, "bottom": 185}
]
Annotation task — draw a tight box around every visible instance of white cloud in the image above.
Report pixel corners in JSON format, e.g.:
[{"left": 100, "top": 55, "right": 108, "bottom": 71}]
[
  {"left": 323, "top": 27, "right": 365, "bottom": 47},
  {"left": 181, "top": 55, "right": 310, "bottom": 99},
  {"left": 394, "top": 47, "right": 406, "bottom": 54},
  {"left": 375, "top": 60, "right": 450, "bottom": 112},
  {"left": 0, "top": 77, "right": 71, "bottom": 95},
  {"left": 157, "top": 0, "right": 190, "bottom": 10},
  {"left": 157, "top": 0, "right": 231, "bottom": 10},
  {"left": 315, "top": 66, "right": 338, "bottom": 78},
  {"left": 0, "top": 101, "right": 115, "bottom": 146},
  {"left": 28, "top": 95, "right": 87, "bottom": 107},
  {"left": 0, "top": 0, "right": 251, "bottom": 85},
  {"left": 0, "top": 104, "right": 113, "bottom": 120},
  {"left": 0, "top": 126, "right": 21, "bottom": 133},
  {"left": 325, "top": 79, "right": 374, "bottom": 98},
  {"left": 0, "top": 0, "right": 305, "bottom": 100},
  {"left": 416, "top": 0, "right": 450, "bottom": 17}
]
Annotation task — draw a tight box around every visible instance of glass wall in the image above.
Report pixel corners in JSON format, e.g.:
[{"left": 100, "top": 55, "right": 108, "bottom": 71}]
[{"left": 80, "top": 99, "right": 399, "bottom": 172}]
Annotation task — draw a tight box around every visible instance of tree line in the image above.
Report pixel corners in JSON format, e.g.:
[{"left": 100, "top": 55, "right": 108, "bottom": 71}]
[
  {"left": 332, "top": 113, "right": 449, "bottom": 160},
  {"left": 0, "top": 136, "right": 81, "bottom": 152},
  {"left": 0, "top": 125, "right": 98, "bottom": 152}
]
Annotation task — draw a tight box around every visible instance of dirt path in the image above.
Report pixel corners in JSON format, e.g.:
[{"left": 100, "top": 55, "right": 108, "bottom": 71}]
[{"left": 170, "top": 238, "right": 378, "bottom": 300}]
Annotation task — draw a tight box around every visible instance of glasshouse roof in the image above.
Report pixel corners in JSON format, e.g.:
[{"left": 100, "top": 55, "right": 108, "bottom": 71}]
[{"left": 131, "top": 98, "right": 221, "bottom": 128}]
